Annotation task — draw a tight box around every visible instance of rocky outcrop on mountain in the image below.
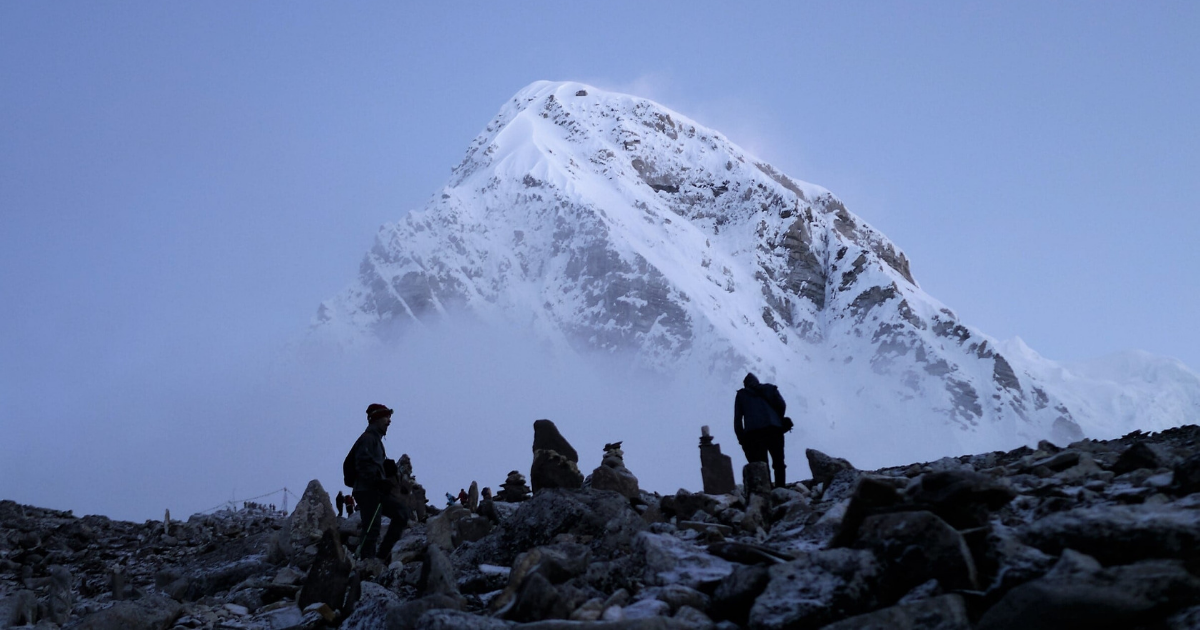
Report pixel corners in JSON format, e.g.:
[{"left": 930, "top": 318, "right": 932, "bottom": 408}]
[{"left": 4, "top": 424, "right": 1200, "bottom": 628}]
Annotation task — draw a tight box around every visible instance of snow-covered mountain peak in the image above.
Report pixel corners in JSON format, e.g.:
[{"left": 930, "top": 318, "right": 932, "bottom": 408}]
[{"left": 315, "top": 81, "right": 1200, "bottom": 454}]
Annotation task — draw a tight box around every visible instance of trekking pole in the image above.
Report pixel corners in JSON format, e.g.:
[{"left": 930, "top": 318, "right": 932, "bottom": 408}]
[{"left": 356, "top": 504, "right": 383, "bottom": 559}]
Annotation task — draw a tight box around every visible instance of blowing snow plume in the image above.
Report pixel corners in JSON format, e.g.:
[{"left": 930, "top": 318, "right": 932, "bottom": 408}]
[{"left": 313, "top": 80, "right": 1200, "bottom": 467}]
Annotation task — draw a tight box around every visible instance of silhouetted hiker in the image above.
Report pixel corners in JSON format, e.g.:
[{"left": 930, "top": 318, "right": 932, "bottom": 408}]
[
  {"left": 344, "top": 403, "right": 409, "bottom": 560},
  {"left": 734, "top": 372, "right": 789, "bottom": 488},
  {"left": 344, "top": 494, "right": 355, "bottom": 516},
  {"left": 336, "top": 491, "right": 345, "bottom": 518}
]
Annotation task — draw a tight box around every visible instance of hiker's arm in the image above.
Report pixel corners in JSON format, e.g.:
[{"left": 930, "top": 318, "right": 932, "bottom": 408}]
[
  {"left": 734, "top": 395, "right": 745, "bottom": 442},
  {"left": 355, "top": 436, "right": 388, "bottom": 489}
]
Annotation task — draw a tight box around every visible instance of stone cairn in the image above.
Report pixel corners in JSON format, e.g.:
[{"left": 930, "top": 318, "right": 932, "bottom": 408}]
[
  {"left": 590, "top": 441, "right": 640, "bottom": 499},
  {"left": 393, "top": 454, "right": 428, "bottom": 522},
  {"left": 698, "top": 425, "right": 736, "bottom": 495},
  {"left": 497, "top": 470, "right": 531, "bottom": 502},
  {"left": 530, "top": 419, "right": 584, "bottom": 492}
]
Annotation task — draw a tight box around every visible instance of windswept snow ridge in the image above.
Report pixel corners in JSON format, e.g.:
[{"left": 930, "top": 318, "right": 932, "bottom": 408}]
[{"left": 315, "top": 81, "right": 1199, "bottom": 454}]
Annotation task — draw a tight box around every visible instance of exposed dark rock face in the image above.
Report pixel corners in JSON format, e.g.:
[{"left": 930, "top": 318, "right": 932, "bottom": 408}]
[
  {"left": 298, "top": 529, "right": 352, "bottom": 613},
  {"left": 742, "top": 463, "right": 772, "bottom": 499},
  {"left": 854, "top": 510, "right": 979, "bottom": 599},
  {"left": 822, "top": 593, "right": 970, "bottom": 630},
  {"left": 531, "top": 419, "right": 585, "bottom": 492},
  {"left": 531, "top": 449, "right": 585, "bottom": 492},
  {"left": 590, "top": 442, "right": 640, "bottom": 499},
  {"left": 699, "top": 430, "right": 737, "bottom": 495},
  {"left": 4, "top": 424, "right": 1200, "bottom": 629},
  {"left": 532, "top": 419, "right": 579, "bottom": 463},
  {"left": 806, "top": 448, "right": 857, "bottom": 488},
  {"left": 977, "top": 550, "right": 1200, "bottom": 630}
]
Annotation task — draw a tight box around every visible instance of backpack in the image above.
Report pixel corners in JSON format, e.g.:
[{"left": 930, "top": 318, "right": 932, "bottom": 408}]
[
  {"left": 761, "top": 384, "right": 787, "bottom": 420},
  {"left": 343, "top": 443, "right": 358, "bottom": 488}
]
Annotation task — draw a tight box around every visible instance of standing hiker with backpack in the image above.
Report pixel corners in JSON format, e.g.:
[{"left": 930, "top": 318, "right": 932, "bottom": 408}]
[
  {"left": 344, "top": 403, "right": 408, "bottom": 560},
  {"left": 734, "top": 372, "right": 793, "bottom": 488}
]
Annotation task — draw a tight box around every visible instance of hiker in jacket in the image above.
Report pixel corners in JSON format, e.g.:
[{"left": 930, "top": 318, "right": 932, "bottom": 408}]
[
  {"left": 734, "top": 372, "right": 788, "bottom": 488},
  {"left": 349, "top": 403, "right": 408, "bottom": 560}
]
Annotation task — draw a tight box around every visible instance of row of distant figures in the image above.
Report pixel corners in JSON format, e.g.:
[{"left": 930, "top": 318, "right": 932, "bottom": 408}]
[{"left": 195, "top": 487, "right": 301, "bottom": 517}]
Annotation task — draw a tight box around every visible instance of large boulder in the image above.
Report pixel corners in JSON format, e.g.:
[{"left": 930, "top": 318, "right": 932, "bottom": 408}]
[
  {"left": 491, "top": 542, "right": 593, "bottom": 618},
  {"left": 1174, "top": 453, "right": 1200, "bottom": 495},
  {"left": 591, "top": 442, "right": 640, "bottom": 499},
  {"left": 533, "top": 419, "right": 579, "bottom": 462},
  {"left": 426, "top": 504, "right": 470, "bottom": 550},
  {"left": 748, "top": 548, "right": 881, "bottom": 629},
  {"left": 65, "top": 595, "right": 181, "bottom": 630},
  {"left": 854, "top": 510, "right": 979, "bottom": 599},
  {"left": 743, "top": 463, "right": 772, "bottom": 499},
  {"left": 638, "top": 532, "right": 735, "bottom": 589},
  {"left": 905, "top": 470, "right": 1016, "bottom": 529},
  {"left": 422, "top": 544, "right": 462, "bottom": 603},
  {"left": 1020, "top": 503, "right": 1200, "bottom": 566},
  {"left": 710, "top": 565, "right": 771, "bottom": 626},
  {"left": 806, "top": 449, "right": 856, "bottom": 488},
  {"left": 1111, "top": 441, "right": 1174, "bottom": 475},
  {"left": 289, "top": 479, "right": 339, "bottom": 550},
  {"left": 340, "top": 581, "right": 401, "bottom": 630},
  {"left": 416, "top": 609, "right": 512, "bottom": 629},
  {"left": 456, "top": 488, "right": 647, "bottom": 569},
  {"left": 821, "top": 594, "right": 970, "bottom": 630},
  {"left": 829, "top": 475, "right": 903, "bottom": 548},
  {"left": 977, "top": 550, "right": 1200, "bottom": 630},
  {"left": 298, "top": 529, "right": 353, "bottom": 613},
  {"left": 700, "top": 433, "right": 737, "bottom": 495},
  {"left": 532, "top": 449, "right": 585, "bottom": 492}
]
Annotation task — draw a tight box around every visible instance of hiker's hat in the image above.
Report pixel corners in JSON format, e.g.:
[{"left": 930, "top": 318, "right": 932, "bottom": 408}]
[{"left": 366, "top": 403, "right": 393, "bottom": 421}]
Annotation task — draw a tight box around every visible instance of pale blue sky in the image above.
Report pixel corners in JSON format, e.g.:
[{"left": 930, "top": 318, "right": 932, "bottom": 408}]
[{"left": 2, "top": 3, "right": 1197, "bottom": 518}]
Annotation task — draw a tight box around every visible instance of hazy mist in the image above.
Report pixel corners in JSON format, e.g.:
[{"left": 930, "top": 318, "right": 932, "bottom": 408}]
[{"left": 1, "top": 308, "right": 1034, "bottom": 522}]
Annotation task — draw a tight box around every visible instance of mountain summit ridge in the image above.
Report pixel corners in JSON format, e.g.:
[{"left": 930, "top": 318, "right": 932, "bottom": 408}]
[{"left": 315, "top": 80, "right": 1199, "bottom": 452}]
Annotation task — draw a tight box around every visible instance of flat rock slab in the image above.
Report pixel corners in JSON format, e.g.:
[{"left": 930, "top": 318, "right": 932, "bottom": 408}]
[
  {"left": 977, "top": 550, "right": 1200, "bottom": 630},
  {"left": 1020, "top": 503, "right": 1200, "bottom": 566},
  {"left": 65, "top": 595, "right": 182, "bottom": 630},
  {"left": 637, "top": 532, "right": 734, "bottom": 589},
  {"left": 749, "top": 548, "right": 880, "bottom": 630}
]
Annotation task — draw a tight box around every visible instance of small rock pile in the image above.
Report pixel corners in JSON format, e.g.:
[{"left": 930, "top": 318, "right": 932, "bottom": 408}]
[
  {"left": 588, "top": 442, "right": 640, "bottom": 499},
  {"left": 496, "top": 473, "right": 530, "bottom": 503},
  {"left": 3, "top": 423, "right": 1200, "bottom": 629}
]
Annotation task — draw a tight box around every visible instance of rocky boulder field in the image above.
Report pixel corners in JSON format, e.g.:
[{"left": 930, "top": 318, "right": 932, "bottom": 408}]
[{"left": 4, "top": 421, "right": 1200, "bottom": 629}]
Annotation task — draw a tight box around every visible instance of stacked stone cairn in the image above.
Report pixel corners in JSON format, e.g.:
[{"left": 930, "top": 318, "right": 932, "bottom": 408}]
[
  {"left": 699, "top": 425, "right": 737, "bottom": 495},
  {"left": 529, "top": 419, "right": 584, "bottom": 492},
  {"left": 589, "top": 441, "right": 640, "bottom": 499},
  {"left": 392, "top": 454, "right": 428, "bottom": 522},
  {"left": 5, "top": 424, "right": 1200, "bottom": 629},
  {"left": 497, "top": 471, "right": 531, "bottom": 503}
]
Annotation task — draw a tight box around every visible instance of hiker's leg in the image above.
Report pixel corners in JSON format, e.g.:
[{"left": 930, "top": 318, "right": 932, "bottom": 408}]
[
  {"left": 767, "top": 429, "right": 786, "bottom": 488},
  {"left": 353, "top": 490, "right": 382, "bottom": 559},
  {"left": 741, "top": 431, "right": 768, "bottom": 464},
  {"left": 376, "top": 496, "right": 408, "bottom": 560}
]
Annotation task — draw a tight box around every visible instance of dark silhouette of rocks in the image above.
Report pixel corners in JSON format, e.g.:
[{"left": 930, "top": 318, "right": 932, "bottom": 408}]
[
  {"left": 699, "top": 426, "right": 737, "bottom": 495},
  {"left": 530, "top": 420, "right": 584, "bottom": 492},
  {"left": 532, "top": 419, "right": 578, "bottom": 463},
  {"left": 497, "top": 471, "right": 531, "bottom": 503},
  {"left": 3, "top": 423, "right": 1200, "bottom": 628},
  {"left": 806, "top": 447, "right": 857, "bottom": 488},
  {"left": 589, "top": 442, "right": 640, "bottom": 499},
  {"left": 742, "top": 462, "right": 772, "bottom": 499}
]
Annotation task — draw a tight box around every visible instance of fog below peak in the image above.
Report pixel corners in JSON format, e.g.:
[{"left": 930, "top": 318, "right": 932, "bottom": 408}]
[{"left": 1, "top": 317, "right": 1002, "bottom": 521}]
